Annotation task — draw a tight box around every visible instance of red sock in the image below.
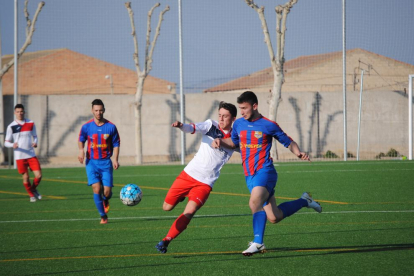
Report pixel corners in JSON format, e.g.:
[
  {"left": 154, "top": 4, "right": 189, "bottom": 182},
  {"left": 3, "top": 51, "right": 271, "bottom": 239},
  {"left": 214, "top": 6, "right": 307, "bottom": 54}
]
[
  {"left": 23, "top": 182, "right": 35, "bottom": 197},
  {"left": 164, "top": 214, "right": 191, "bottom": 241},
  {"left": 32, "top": 178, "right": 41, "bottom": 190}
]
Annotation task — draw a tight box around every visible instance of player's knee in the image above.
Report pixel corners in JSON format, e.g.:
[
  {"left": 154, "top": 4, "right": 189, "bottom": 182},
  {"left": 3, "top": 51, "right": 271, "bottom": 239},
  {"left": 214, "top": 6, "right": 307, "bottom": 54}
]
[
  {"left": 249, "top": 201, "right": 263, "bottom": 212},
  {"left": 163, "top": 202, "right": 174, "bottom": 211},
  {"left": 268, "top": 217, "right": 282, "bottom": 224}
]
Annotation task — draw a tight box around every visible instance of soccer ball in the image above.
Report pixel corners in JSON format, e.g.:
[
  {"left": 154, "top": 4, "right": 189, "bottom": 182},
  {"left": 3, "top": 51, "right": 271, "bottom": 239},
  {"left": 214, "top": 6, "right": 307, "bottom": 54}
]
[{"left": 120, "top": 184, "right": 142, "bottom": 206}]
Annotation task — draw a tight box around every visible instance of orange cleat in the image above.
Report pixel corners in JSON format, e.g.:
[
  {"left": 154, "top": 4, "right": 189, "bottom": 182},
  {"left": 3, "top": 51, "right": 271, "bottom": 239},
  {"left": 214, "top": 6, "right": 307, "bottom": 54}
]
[
  {"left": 103, "top": 200, "right": 110, "bottom": 214},
  {"left": 100, "top": 216, "right": 108, "bottom": 224}
]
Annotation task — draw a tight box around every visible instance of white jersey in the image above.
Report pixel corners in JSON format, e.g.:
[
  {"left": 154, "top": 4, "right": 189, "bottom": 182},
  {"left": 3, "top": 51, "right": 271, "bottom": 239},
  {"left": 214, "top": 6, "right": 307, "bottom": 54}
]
[
  {"left": 182, "top": 119, "right": 235, "bottom": 187},
  {"left": 5, "top": 119, "right": 38, "bottom": 160}
]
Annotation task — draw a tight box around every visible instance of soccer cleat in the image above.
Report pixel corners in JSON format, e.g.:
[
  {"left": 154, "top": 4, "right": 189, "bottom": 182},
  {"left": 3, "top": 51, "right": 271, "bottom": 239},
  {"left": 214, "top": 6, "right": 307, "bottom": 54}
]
[
  {"left": 32, "top": 189, "right": 42, "bottom": 200},
  {"left": 242, "top": 242, "right": 266, "bottom": 256},
  {"left": 30, "top": 197, "right": 37, "bottom": 202},
  {"left": 155, "top": 240, "right": 169, "bottom": 253},
  {"left": 301, "top": 192, "right": 322, "bottom": 213},
  {"left": 100, "top": 215, "right": 108, "bottom": 224},
  {"left": 103, "top": 199, "right": 110, "bottom": 214}
]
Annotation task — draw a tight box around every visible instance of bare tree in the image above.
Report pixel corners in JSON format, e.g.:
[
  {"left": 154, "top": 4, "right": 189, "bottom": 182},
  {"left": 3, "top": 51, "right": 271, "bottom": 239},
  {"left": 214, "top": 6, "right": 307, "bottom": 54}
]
[
  {"left": 125, "top": 2, "right": 169, "bottom": 165},
  {"left": 245, "top": 0, "right": 298, "bottom": 159},
  {"left": 0, "top": 1, "right": 45, "bottom": 79}
]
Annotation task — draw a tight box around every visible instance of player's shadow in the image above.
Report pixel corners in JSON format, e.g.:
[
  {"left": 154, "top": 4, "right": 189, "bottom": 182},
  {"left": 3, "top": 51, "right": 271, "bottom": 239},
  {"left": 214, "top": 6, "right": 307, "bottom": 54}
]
[
  {"left": 288, "top": 93, "right": 342, "bottom": 158},
  {"left": 22, "top": 243, "right": 414, "bottom": 275}
]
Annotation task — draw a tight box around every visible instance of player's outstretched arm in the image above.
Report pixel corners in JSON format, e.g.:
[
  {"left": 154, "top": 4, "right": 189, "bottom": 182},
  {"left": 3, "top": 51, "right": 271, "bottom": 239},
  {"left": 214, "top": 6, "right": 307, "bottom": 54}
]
[
  {"left": 78, "top": 141, "right": 85, "bottom": 164},
  {"left": 113, "top": 146, "right": 120, "bottom": 170},
  {"left": 211, "top": 138, "right": 236, "bottom": 149},
  {"left": 288, "top": 141, "right": 310, "bottom": 162}
]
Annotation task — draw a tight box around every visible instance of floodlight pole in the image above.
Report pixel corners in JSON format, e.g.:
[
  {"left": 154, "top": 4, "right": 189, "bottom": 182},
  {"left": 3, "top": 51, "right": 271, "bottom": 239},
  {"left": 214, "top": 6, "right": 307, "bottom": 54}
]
[
  {"left": 13, "top": 0, "right": 19, "bottom": 169},
  {"left": 409, "top": 75, "right": 414, "bottom": 160},
  {"left": 342, "top": 0, "right": 347, "bottom": 161},
  {"left": 178, "top": 0, "right": 185, "bottom": 165},
  {"left": 357, "top": 70, "right": 364, "bottom": 161}
]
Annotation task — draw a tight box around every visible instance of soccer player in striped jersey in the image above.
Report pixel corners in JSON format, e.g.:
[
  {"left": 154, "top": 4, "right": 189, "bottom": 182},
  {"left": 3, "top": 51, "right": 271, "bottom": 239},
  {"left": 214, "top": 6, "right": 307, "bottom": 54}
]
[
  {"left": 212, "top": 91, "right": 322, "bottom": 256},
  {"left": 78, "top": 99, "right": 120, "bottom": 224},
  {"left": 4, "top": 104, "right": 42, "bottom": 202},
  {"left": 155, "top": 102, "right": 238, "bottom": 253}
]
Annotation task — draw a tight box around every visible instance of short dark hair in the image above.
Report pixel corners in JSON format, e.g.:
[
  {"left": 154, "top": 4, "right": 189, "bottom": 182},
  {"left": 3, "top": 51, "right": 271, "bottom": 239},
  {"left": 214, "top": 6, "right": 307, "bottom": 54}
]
[
  {"left": 91, "top": 99, "right": 105, "bottom": 109},
  {"left": 219, "top": 101, "right": 237, "bottom": 118},
  {"left": 237, "top": 91, "right": 258, "bottom": 106},
  {"left": 14, "top": 104, "right": 24, "bottom": 110}
]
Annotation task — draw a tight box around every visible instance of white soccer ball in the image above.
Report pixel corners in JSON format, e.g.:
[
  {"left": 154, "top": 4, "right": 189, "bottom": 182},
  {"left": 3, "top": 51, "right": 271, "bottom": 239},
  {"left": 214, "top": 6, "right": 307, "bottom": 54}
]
[{"left": 120, "top": 184, "right": 142, "bottom": 206}]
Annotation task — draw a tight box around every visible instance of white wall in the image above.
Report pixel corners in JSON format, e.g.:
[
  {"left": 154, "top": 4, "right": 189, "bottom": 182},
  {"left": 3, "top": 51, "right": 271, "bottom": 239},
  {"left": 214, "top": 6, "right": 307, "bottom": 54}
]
[{"left": 1, "top": 90, "right": 410, "bottom": 166}]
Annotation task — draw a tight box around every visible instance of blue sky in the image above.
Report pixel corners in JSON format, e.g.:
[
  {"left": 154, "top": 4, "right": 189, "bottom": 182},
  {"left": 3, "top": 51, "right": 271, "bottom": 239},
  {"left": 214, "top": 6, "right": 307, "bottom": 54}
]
[{"left": 1, "top": 0, "right": 413, "bottom": 91}]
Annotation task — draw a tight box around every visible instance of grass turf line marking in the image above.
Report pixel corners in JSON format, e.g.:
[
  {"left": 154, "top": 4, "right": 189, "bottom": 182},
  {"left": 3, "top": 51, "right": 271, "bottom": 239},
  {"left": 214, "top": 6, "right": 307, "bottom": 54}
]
[
  {"left": 4, "top": 219, "right": 414, "bottom": 235},
  {"left": 2, "top": 176, "right": 350, "bottom": 205},
  {"left": 0, "top": 210, "right": 413, "bottom": 224},
  {"left": 0, "top": 175, "right": 350, "bottom": 205},
  {"left": 0, "top": 190, "right": 66, "bottom": 199},
  {"left": 1, "top": 245, "right": 413, "bottom": 263}
]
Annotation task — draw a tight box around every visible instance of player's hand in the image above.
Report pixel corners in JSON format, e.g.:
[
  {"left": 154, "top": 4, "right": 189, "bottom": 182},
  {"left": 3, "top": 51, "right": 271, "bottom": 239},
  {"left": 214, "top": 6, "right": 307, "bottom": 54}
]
[
  {"left": 211, "top": 138, "right": 221, "bottom": 149},
  {"left": 297, "top": 152, "right": 311, "bottom": 162},
  {"left": 32, "top": 143, "right": 37, "bottom": 148},
  {"left": 13, "top": 142, "right": 18, "bottom": 149},
  {"left": 78, "top": 151, "right": 84, "bottom": 164},
  {"left": 113, "top": 160, "right": 120, "bottom": 170},
  {"left": 171, "top": 121, "right": 183, "bottom": 128}
]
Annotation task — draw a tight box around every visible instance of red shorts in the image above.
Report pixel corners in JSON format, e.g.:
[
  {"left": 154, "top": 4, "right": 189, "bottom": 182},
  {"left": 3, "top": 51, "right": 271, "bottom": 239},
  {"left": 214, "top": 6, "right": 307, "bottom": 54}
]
[
  {"left": 165, "top": 171, "right": 212, "bottom": 207},
  {"left": 16, "top": 157, "right": 41, "bottom": 174}
]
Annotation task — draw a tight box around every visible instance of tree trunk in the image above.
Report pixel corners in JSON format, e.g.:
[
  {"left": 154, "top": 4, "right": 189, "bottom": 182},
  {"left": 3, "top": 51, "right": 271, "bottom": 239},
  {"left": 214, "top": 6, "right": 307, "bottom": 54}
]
[
  {"left": 269, "top": 68, "right": 283, "bottom": 160},
  {"left": 134, "top": 77, "right": 144, "bottom": 165}
]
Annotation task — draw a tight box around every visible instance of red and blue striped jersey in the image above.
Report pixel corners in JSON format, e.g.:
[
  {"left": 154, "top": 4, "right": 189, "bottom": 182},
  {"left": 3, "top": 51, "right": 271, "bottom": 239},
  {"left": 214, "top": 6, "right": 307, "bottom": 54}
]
[
  {"left": 78, "top": 119, "right": 120, "bottom": 160},
  {"left": 231, "top": 115, "right": 292, "bottom": 176}
]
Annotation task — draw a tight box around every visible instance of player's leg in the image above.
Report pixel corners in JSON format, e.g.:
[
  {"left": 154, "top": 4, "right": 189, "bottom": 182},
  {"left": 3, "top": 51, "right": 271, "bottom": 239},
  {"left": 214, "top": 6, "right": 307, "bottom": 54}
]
[
  {"left": 156, "top": 179, "right": 211, "bottom": 253},
  {"left": 164, "top": 184, "right": 209, "bottom": 240},
  {"left": 162, "top": 200, "right": 200, "bottom": 243},
  {"left": 91, "top": 182, "right": 107, "bottom": 223},
  {"left": 243, "top": 169, "right": 276, "bottom": 256},
  {"left": 86, "top": 160, "right": 107, "bottom": 224},
  {"left": 162, "top": 171, "right": 192, "bottom": 211},
  {"left": 265, "top": 193, "right": 320, "bottom": 223},
  {"left": 30, "top": 157, "right": 42, "bottom": 200},
  {"left": 17, "top": 159, "right": 35, "bottom": 201},
  {"left": 103, "top": 186, "right": 112, "bottom": 214},
  {"left": 101, "top": 160, "right": 114, "bottom": 214}
]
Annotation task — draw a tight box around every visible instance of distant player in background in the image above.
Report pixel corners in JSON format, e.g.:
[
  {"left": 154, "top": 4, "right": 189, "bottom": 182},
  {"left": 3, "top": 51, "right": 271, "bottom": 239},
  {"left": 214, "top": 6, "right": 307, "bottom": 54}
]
[
  {"left": 155, "top": 101, "right": 238, "bottom": 253},
  {"left": 212, "top": 91, "right": 322, "bottom": 256},
  {"left": 78, "top": 99, "right": 120, "bottom": 224},
  {"left": 4, "top": 104, "right": 42, "bottom": 202}
]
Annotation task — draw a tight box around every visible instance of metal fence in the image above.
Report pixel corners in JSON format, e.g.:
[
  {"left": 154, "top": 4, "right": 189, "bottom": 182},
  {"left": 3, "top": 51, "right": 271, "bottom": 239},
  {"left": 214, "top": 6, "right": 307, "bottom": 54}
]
[{"left": 0, "top": 0, "right": 413, "bottom": 166}]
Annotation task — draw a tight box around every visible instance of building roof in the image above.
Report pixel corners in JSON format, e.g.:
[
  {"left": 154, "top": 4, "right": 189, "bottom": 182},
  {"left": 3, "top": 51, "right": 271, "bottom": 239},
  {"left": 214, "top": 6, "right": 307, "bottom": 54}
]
[
  {"left": 204, "top": 48, "right": 414, "bottom": 93},
  {"left": 1, "top": 48, "right": 175, "bottom": 95}
]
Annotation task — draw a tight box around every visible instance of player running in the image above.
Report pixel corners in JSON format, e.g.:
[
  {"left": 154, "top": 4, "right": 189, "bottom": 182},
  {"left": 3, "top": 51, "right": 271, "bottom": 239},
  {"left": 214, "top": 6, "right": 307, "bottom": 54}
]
[
  {"left": 212, "top": 91, "right": 322, "bottom": 256},
  {"left": 4, "top": 104, "right": 42, "bottom": 202},
  {"left": 78, "top": 99, "right": 120, "bottom": 224},
  {"left": 155, "top": 101, "right": 238, "bottom": 253}
]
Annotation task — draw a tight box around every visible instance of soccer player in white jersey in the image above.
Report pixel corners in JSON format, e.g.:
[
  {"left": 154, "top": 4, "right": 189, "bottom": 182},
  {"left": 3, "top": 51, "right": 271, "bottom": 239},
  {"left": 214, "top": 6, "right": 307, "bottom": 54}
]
[
  {"left": 155, "top": 101, "right": 237, "bottom": 253},
  {"left": 4, "top": 104, "right": 42, "bottom": 202}
]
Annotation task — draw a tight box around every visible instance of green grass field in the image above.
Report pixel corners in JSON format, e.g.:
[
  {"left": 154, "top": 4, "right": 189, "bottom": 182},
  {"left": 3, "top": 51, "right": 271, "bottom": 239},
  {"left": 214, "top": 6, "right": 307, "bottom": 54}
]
[{"left": 0, "top": 161, "right": 413, "bottom": 275}]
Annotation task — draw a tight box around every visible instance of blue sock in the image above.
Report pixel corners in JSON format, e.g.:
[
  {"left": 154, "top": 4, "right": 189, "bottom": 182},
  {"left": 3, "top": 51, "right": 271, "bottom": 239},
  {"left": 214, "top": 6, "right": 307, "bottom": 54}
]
[
  {"left": 278, "top": 198, "right": 308, "bottom": 218},
  {"left": 93, "top": 193, "right": 106, "bottom": 217},
  {"left": 252, "top": 211, "right": 267, "bottom": 244}
]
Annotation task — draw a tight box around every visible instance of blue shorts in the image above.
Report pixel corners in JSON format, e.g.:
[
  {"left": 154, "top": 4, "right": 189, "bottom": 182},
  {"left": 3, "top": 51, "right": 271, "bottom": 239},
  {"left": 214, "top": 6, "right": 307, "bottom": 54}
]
[
  {"left": 85, "top": 158, "right": 113, "bottom": 187},
  {"left": 245, "top": 167, "right": 278, "bottom": 206}
]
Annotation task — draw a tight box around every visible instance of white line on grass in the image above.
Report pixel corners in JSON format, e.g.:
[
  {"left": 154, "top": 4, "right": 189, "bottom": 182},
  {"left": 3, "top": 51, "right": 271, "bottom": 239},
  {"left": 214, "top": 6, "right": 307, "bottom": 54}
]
[
  {"left": 1, "top": 210, "right": 413, "bottom": 224},
  {"left": 51, "top": 167, "right": 414, "bottom": 179}
]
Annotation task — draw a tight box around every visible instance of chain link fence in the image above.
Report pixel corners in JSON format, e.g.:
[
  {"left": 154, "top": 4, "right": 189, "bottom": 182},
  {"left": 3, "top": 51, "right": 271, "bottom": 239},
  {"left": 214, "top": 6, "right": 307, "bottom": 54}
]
[{"left": 0, "top": 0, "right": 413, "bottom": 166}]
